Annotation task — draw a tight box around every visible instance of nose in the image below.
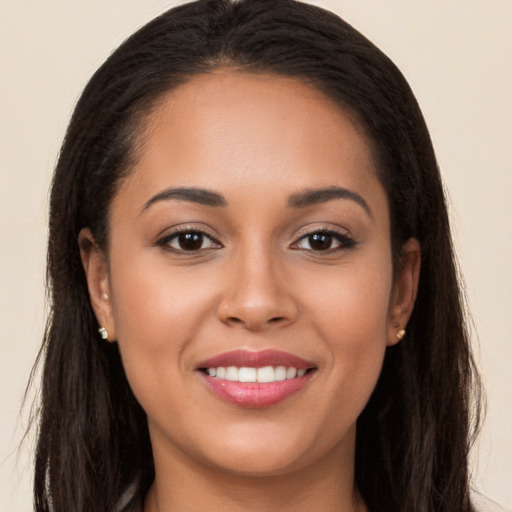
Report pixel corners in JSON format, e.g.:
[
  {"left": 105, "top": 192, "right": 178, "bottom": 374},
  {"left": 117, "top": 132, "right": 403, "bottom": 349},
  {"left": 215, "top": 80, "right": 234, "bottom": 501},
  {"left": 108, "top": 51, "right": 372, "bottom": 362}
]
[{"left": 217, "top": 249, "right": 299, "bottom": 331}]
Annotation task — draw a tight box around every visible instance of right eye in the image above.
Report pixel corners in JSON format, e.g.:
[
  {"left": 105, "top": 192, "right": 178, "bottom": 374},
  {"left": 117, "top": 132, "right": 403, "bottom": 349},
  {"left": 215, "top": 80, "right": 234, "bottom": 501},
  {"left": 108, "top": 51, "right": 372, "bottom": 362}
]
[
  {"left": 157, "top": 230, "right": 221, "bottom": 252},
  {"left": 291, "top": 229, "right": 356, "bottom": 253}
]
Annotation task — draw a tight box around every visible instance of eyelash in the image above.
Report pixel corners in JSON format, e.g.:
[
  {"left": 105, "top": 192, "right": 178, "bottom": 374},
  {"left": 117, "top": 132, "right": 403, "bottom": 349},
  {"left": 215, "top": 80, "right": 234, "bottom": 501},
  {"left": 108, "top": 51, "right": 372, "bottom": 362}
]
[
  {"left": 291, "top": 229, "right": 356, "bottom": 253},
  {"left": 155, "top": 227, "right": 222, "bottom": 253},
  {"left": 155, "top": 227, "right": 356, "bottom": 254}
]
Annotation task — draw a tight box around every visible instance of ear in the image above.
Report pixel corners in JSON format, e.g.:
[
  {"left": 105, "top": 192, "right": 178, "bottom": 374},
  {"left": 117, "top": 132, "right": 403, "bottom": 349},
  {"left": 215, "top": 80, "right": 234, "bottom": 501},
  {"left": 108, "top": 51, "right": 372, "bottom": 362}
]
[
  {"left": 78, "top": 228, "right": 116, "bottom": 342},
  {"left": 387, "top": 238, "right": 421, "bottom": 346}
]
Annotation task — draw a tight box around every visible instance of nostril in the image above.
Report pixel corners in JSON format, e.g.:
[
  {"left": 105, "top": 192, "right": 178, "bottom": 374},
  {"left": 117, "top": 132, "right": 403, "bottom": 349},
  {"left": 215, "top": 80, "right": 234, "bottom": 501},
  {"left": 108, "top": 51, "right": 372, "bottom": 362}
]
[{"left": 269, "top": 316, "right": 285, "bottom": 323}]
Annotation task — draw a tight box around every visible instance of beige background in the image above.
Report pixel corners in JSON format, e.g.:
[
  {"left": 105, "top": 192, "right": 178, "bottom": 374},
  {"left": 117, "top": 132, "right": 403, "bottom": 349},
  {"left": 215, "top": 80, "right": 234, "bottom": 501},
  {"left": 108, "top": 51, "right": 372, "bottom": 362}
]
[{"left": 1, "top": 0, "right": 510, "bottom": 509}]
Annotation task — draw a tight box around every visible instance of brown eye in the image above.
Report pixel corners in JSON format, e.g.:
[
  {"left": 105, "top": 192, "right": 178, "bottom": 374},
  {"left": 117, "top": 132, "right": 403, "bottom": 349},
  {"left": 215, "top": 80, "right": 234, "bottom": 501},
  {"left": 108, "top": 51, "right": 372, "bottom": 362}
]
[
  {"left": 177, "top": 232, "right": 204, "bottom": 250},
  {"left": 160, "top": 230, "right": 219, "bottom": 252},
  {"left": 307, "top": 233, "right": 333, "bottom": 251},
  {"left": 293, "top": 230, "right": 355, "bottom": 252}
]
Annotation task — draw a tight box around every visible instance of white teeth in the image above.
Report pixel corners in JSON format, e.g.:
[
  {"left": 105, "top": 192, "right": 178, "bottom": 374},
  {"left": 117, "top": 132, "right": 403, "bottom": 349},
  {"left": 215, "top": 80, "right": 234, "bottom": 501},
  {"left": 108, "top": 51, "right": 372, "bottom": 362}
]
[
  {"left": 225, "top": 366, "right": 239, "bottom": 381},
  {"left": 207, "top": 365, "right": 308, "bottom": 383},
  {"left": 257, "top": 366, "right": 275, "bottom": 383},
  {"left": 274, "top": 366, "right": 287, "bottom": 381},
  {"left": 286, "top": 367, "right": 297, "bottom": 379},
  {"left": 238, "top": 367, "right": 257, "bottom": 382}
]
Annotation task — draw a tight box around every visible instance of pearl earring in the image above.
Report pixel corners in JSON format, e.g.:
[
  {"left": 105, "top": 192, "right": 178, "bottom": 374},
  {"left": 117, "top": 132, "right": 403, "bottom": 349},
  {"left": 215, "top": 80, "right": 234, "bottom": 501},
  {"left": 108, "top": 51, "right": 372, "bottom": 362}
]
[
  {"left": 98, "top": 326, "right": 109, "bottom": 340},
  {"left": 396, "top": 329, "right": 406, "bottom": 341}
]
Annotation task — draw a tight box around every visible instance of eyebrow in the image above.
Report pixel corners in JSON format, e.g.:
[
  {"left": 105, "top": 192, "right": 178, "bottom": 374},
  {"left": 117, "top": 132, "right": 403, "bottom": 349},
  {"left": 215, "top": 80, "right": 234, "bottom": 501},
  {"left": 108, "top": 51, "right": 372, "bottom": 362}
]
[
  {"left": 287, "top": 186, "right": 372, "bottom": 217},
  {"left": 141, "top": 184, "right": 371, "bottom": 217},
  {"left": 141, "top": 187, "right": 227, "bottom": 213}
]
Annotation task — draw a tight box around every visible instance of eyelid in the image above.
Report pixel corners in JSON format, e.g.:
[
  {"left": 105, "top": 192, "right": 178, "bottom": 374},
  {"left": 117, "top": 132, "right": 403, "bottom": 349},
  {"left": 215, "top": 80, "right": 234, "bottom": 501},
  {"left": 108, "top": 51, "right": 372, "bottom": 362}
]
[
  {"left": 292, "top": 223, "right": 351, "bottom": 241},
  {"left": 290, "top": 225, "right": 356, "bottom": 252},
  {"left": 154, "top": 223, "right": 356, "bottom": 254},
  {"left": 155, "top": 225, "right": 223, "bottom": 251}
]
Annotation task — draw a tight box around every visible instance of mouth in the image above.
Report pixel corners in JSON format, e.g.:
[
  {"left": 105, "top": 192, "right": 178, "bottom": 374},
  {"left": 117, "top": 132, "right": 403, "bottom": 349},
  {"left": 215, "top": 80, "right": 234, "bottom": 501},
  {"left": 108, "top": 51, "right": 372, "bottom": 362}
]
[{"left": 196, "top": 349, "right": 317, "bottom": 408}]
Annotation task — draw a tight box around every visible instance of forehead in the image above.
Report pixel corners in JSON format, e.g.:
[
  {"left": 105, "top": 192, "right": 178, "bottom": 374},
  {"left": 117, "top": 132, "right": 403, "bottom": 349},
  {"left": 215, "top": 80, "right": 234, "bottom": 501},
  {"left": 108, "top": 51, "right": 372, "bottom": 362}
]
[{"left": 114, "top": 70, "right": 386, "bottom": 217}]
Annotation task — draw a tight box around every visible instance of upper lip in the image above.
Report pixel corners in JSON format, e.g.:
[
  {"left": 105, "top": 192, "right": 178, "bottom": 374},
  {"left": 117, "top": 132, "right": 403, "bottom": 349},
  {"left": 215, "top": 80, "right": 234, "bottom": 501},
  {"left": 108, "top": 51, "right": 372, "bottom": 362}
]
[{"left": 197, "top": 349, "right": 314, "bottom": 370}]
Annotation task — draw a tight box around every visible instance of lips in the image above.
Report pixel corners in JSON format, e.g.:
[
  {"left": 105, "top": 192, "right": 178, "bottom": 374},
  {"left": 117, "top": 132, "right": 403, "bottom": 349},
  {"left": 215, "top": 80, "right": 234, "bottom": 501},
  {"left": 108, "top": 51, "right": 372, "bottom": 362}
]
[{"left": 197, "top": 349, "right": 316, "bottom": 408}]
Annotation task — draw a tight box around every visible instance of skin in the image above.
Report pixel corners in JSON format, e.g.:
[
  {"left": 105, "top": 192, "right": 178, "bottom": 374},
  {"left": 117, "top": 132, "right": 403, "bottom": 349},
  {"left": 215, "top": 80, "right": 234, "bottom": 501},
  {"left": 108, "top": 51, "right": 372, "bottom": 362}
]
[{"left": 80, "top": 71, "right": 420, "bottom": 512}]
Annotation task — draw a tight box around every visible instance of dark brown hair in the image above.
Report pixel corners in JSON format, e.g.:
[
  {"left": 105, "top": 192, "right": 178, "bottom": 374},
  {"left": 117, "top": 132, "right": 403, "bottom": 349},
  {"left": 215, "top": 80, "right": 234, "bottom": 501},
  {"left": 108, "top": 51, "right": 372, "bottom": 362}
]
[{"left": 29, "top": 0, "right": 482, "bottom": 510}]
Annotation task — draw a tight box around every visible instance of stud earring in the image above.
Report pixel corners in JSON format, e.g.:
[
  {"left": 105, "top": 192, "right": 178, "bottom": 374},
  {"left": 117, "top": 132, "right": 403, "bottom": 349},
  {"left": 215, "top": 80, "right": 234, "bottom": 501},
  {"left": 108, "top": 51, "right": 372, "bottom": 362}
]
[
  {"left": 98, "top": 326, "right": 109, "bottom": 340},
  {"left": 396, "top": 329, "right": 406, "bottom": 341}
]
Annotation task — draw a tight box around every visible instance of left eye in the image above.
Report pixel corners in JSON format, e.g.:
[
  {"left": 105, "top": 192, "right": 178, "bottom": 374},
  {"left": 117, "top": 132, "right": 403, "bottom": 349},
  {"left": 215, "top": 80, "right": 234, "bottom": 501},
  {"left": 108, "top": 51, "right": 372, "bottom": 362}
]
[
  {"left": 161, "top": 231, "right": 219, "bottom": 251},
  {"left": 293, "top": 232, "right": 350, "bottom": 252}
]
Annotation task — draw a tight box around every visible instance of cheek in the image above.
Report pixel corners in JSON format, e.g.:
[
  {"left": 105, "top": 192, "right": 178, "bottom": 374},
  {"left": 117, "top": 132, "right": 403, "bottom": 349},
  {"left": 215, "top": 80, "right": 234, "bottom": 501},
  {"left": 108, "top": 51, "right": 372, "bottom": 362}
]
[
  {"left": 107, "top": 253, "right": 215, "bottom": 401},
  {"left": 300, "top": 256, "right": 392, "bottom": 405},
  {"left": 110, "top": 247, "right": 214, "bottom": 335},
  {"left": 304, "top": 254, "right": 392, "bottom": 343}
]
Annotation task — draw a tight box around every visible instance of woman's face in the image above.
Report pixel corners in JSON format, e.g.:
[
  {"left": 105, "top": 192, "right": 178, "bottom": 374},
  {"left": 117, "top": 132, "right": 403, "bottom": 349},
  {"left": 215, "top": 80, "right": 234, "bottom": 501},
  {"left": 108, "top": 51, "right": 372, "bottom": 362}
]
[{"left": 82, "top": 71, "right": 419, "bottom": 478}]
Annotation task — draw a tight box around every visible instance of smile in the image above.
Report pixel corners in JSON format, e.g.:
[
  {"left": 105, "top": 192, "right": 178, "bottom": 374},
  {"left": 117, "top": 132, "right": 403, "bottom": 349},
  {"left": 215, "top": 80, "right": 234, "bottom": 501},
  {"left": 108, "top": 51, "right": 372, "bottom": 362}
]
[
  {"left": 197, "top": 350, "right": 316, "bottom": 408},
  {"left": 205, "top": 366, "right": 307, "bottom": 382}
]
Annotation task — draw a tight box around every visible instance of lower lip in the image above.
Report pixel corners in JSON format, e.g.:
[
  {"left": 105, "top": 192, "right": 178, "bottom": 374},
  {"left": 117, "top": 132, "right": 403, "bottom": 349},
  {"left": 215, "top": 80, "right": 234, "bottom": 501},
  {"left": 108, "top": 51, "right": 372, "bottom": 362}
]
[{"left": 200, "top": 373, "right": 313, "bottom": 408}]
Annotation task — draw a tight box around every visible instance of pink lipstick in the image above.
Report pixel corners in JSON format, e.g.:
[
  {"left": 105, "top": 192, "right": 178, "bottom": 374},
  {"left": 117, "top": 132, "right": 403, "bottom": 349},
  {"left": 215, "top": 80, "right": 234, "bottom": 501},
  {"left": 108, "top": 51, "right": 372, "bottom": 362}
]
[{"left": 197, "top": 349, "right": 316, "bottom": 408}]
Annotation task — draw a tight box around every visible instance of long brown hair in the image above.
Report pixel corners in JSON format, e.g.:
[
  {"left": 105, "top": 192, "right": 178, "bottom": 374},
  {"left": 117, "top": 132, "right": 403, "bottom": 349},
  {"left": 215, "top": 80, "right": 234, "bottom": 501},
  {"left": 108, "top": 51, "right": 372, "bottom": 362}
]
[{"left": 29, "top": 1, "right": 482, "bottom": 510}]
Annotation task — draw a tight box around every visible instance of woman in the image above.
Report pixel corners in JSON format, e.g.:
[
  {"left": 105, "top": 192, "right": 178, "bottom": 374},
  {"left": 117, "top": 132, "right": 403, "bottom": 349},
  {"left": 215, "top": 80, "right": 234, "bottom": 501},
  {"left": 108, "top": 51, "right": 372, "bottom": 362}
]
[{"left": 30, "top": 0, "right": 482, "bottom": 510}]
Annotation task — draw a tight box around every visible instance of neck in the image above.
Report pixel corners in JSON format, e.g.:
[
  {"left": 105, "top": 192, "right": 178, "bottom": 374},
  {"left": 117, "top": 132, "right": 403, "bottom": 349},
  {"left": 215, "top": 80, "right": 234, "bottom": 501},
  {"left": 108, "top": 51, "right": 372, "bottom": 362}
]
[{"left": 144, "top": 429, "right": 366, "bottom": 512}]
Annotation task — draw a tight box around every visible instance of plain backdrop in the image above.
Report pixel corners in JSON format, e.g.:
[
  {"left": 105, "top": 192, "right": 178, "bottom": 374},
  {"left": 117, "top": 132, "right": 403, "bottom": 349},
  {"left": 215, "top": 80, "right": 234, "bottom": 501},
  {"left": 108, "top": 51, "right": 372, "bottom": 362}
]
[{"left": 1, "top": 0, "right": 510, "bottom": 510}]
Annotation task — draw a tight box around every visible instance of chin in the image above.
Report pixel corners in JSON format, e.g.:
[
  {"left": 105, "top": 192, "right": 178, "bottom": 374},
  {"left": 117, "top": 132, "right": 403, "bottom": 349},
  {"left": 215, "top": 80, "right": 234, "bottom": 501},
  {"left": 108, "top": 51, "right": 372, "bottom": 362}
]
[
  {"left": 204, "top": 448, "right": 310, "bottom": 478},
  {"left": 187, "top": 420, "right": 353, "bottom": 478}
]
